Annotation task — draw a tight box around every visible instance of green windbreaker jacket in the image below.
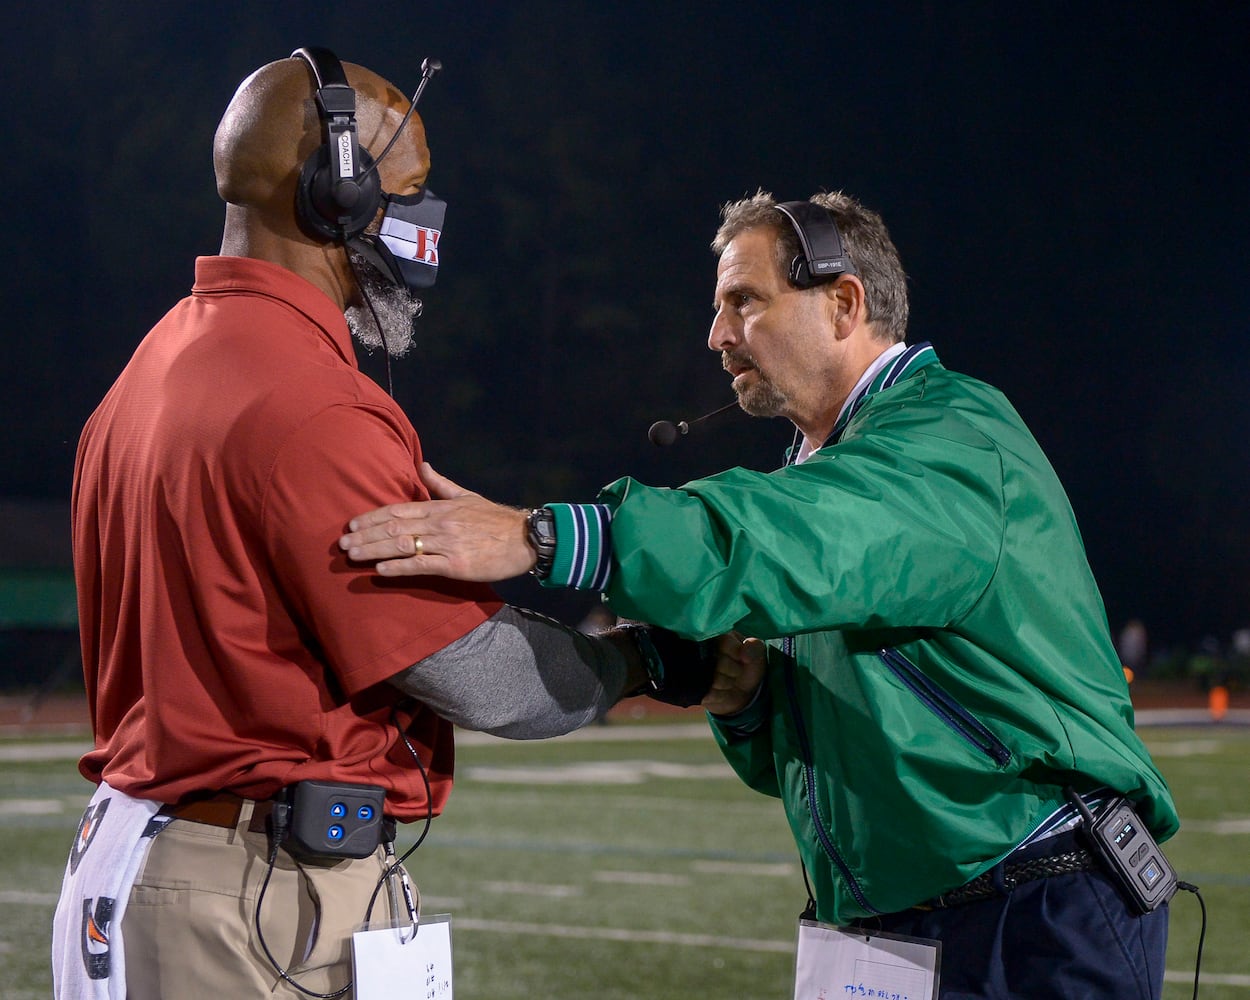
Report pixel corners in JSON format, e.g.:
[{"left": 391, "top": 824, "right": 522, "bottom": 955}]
[{"left": 584, "top": 345, "right": 1177, "bottom": 923}]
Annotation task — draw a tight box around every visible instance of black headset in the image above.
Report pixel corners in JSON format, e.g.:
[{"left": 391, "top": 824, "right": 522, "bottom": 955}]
[
  {"left": 774, "top": 200, "right": 858, "bottom": 289},
  {"left": 292, "top": 46, "right": 383, "bottom": 243}
]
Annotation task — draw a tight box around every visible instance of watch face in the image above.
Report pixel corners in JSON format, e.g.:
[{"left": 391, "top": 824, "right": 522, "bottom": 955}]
[
  {"left": 529, "top": 510, "right": 556, "bottom": 547},
  {"left": 527, "top": 509, "right": 557, "bottom": 579}
]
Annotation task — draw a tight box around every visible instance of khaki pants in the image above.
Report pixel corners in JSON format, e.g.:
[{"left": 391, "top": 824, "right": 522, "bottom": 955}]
[{"left": 123, "top": 799, "right": 401, "bottom": 998}]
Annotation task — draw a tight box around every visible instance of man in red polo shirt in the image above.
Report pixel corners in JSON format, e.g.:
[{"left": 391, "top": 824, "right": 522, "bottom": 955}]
[{"left": 52, "top": 48, "right": 722, "bottom": 999}]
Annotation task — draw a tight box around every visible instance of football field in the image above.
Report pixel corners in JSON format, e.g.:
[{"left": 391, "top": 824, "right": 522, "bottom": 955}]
[{"left": 2, "top": 715, "right": 1247, "bottom": 998}]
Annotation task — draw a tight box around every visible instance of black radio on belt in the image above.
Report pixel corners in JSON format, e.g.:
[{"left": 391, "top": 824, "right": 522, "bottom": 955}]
[
  {"left": 280, "top": 780, "right": 388, "bottom": 860},
  {"left": 1065, "top": 787, "right": 1177, "bottom": 913}
]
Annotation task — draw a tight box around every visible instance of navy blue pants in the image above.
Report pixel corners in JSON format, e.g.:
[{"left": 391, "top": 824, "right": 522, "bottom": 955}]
[{"left": 853, "top": 834, "right": 1169, "bottom": 999}]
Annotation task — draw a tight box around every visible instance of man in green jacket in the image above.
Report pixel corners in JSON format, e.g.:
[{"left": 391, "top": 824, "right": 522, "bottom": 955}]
[{"left": 341, "top": 190, "right": 1178, "bottom": 998}]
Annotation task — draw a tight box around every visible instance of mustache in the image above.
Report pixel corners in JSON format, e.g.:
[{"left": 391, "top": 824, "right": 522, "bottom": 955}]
[{"left": 722, "top": 350, "right": 757, "bottom": 373}]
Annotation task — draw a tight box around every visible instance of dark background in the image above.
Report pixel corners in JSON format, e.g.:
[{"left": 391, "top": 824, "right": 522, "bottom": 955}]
[{"left": 4, "top": 1, "right": 1247, "bottom": 656}]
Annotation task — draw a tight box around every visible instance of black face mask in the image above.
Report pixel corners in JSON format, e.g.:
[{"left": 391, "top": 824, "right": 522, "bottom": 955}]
[{"left": 348, "top": 187, "right": 447, "bottom": 294}]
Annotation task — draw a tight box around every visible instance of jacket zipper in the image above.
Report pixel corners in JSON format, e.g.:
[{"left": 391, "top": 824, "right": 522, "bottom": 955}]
[
  {"left": 878, "top": 648, "right": 1012, "bottom": 766},
  {"left": 782, "top": 636, "right": 880, "bottom": 915}
]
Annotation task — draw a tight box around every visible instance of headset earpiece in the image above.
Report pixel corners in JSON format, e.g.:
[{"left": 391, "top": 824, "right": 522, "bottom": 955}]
[
  {"left": 774, "top": 201, "right": 857, "bottom": 289},
  {"left": 291, "top": 46, "right": 383, "bottom": 243},
  {"left": 295, "top": 143, "right": 381, "bottom": 242}
]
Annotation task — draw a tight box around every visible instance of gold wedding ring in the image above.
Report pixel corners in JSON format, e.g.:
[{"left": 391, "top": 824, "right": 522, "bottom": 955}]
[{"left": 412, "top": 535, "right": 424, "bottom": 555}]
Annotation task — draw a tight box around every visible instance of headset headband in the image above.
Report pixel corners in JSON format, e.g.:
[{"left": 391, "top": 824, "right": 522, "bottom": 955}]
[
  {"left": 291, "top": 46, "right": 380, "bottom": 242},
  {"left": 775, "top": 200, "right": 858, "bottom": 288}
]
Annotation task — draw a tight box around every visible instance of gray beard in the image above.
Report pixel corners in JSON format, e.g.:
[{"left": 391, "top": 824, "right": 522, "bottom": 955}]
[
  {"left": 734, "top": 373, "right": 788, "bottom": 417},
  {"left": 345, "top": 249, "right": 423, "bottom": 358},
  {"left": 724, "top": 349, "right": 789, "bottom": 417}
]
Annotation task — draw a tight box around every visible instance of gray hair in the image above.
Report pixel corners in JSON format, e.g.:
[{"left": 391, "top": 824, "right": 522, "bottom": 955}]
[{"left": 712, "top": 190, "right": 909, "bottom": 343}]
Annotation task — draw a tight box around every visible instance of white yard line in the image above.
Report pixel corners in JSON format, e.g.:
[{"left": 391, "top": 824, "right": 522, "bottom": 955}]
[
  {"left": 452, "top": 915, "right": 793, "bottom": 954},
  {"left": 593, "top": 870, "right": 693, "bottom": 887},
  {"left": 2, "top": 709, "right": 1246, "bottom": 761},
  {"left": 0, "top": 741, "right": 91, "bottom": 762}
]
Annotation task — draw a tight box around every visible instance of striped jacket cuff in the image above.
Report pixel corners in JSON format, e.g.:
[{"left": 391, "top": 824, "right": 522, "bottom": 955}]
[{"left": 539, "top": 503, "right": 614, "bottom": 591}]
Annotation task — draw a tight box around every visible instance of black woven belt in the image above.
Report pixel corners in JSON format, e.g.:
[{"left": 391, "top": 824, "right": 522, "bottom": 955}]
[{"left": 922, "top": 848, "right": 1096, "bottom": 908}]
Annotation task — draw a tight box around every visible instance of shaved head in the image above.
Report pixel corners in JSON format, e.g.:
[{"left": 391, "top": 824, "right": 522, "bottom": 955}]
[{"left": 213, "top": 56, "right": 431, "bottom": 244}]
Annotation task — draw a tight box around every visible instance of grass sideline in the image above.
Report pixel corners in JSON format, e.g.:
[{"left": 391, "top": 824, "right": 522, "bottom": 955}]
[{"left": 1, "top": 720, "right": 1247, "bottom": 999}]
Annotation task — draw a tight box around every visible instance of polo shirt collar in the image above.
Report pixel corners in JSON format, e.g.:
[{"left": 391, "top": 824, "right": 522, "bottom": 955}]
[{"left": 192, "top": 256, "right": 357, "bottom": 367}]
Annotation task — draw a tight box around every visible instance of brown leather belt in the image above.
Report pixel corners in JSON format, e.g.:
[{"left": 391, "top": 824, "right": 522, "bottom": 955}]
[{"left": 160, "top": 792, "right": 274, "bottom": 833}]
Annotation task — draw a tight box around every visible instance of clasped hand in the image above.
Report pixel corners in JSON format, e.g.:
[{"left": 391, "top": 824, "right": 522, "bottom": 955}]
[{"left": 702, "top": 633, "right": 768, "bottom": 717}]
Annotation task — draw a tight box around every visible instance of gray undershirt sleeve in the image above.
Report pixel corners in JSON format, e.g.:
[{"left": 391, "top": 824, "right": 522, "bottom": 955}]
[{"left": 389, "top": 605, "right": 633, "bottom": 739}]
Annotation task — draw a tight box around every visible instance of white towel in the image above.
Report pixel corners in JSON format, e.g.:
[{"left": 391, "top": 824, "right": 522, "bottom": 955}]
[{"left": 51, "top": 782, "right": 170, "bottom": 999}]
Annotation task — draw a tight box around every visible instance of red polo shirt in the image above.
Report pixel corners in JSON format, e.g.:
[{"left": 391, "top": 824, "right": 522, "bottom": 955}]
[{"left": 72, "top": 256, "right": 502, "bottom": 819}]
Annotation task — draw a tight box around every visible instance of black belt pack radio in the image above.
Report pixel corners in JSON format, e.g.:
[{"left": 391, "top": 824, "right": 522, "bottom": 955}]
[
  {"left": 281, "top": 780, "right": 388, "bottom": 860},
  {"left": 1066, "top": 788, "right": 1177, "bottom": 913}
]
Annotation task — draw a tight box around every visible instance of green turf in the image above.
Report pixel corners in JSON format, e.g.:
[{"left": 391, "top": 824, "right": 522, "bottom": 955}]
[{"left": 2, "top": 723, "right": 1246, "bottom": 998}]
